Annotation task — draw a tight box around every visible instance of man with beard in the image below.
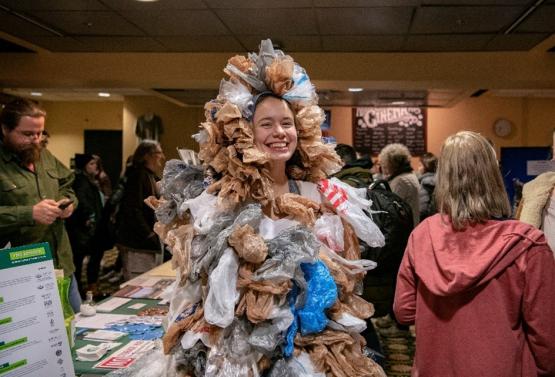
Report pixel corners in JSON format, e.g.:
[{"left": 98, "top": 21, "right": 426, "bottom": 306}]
[{"left": 0, "top": 98, "right": 81, "bottom": 312}]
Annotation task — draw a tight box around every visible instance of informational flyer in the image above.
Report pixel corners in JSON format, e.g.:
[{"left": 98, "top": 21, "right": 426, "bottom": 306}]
[{"left": 0, "top": 243, "right": 75, "bottom": 377}]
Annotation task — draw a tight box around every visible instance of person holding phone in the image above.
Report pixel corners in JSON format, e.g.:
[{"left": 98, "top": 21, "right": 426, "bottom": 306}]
[{"left": 0, "top": 98, "right": 81, "bottom": 312}]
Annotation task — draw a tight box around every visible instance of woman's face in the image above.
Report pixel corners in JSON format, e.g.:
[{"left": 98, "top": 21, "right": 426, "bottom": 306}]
[
  {"left": 85, "top": 159, "right": 99, "bottom": 176},
  {"left": 253, "top": 96, "right": 297, "bottom": 163}
]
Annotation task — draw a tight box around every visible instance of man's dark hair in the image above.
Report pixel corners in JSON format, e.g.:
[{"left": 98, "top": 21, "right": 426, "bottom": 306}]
[
  {"left": 335, "top": 143, "right": 357, "bottom": 165},
  {"left": 0, "top": 98, "right": 46, "bottom": 138},
  {"left": 420, "top": 152, "right": 438, "bottom": 173}
]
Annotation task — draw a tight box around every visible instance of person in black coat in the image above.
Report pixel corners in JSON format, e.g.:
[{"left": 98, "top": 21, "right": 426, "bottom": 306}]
[
  {"left": 66, "top": 153, "right": 103, "bottom": 297},
  {"left": 116, "top": 140, "right": 165, "bottom": 281}
]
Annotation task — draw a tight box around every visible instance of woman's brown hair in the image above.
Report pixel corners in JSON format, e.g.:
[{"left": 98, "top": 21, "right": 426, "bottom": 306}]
[{"left": 435, "top": 131, "right": 511, "bottom": 230}]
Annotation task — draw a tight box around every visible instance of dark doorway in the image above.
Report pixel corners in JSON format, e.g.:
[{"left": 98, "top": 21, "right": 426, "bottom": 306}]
[{"left": 84, "top": 130, "right": 123, "bottom": 190}]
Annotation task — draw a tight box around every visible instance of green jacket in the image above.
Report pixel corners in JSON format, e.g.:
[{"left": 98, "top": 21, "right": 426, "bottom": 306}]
[{"left": 0, "top": 144, "right": 78, "bottom": 276}]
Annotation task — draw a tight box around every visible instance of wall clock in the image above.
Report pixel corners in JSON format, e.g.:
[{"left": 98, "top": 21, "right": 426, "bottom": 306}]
[{"left": 493, "top": 118, "right": 512, "bottom": 137}]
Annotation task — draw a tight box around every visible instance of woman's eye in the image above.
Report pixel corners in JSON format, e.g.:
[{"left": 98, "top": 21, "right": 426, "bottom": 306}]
[
  {"left": 259, "top": 123, "right": 272, "bottom": 128},
  {"left": 282, "top": 121, "right": 294, "bottom": 128}
]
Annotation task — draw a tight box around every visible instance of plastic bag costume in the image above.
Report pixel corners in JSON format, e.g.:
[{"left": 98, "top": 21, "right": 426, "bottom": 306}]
[{"left": 147, "top": 39, "right": 387, "bottom": 377}]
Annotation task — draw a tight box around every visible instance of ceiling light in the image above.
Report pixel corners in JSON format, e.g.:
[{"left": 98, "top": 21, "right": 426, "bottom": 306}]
[
  {"left": 98, "top": 92, "right": 111, "bottom": 97},
  {"left": 348, "top": 88, "right": 363, "bottom": 92},
  {"left": 391, "top": 101, "right": 406, "bottom": 105},
  {"left": 30, "top": 92, "right": 42, "bottom": 96}
]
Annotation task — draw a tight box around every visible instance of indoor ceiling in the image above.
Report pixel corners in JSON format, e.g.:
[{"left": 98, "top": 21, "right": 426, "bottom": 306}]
[
  {"left": 0, "top": 0, "right": 554, "bottom": 53},
  {"left": 0, "top": 0, "right": 554, "bottom": 107}
]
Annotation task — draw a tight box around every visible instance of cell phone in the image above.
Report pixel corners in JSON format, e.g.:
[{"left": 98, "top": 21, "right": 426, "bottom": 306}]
[{"left": 58, "top": 200, "right": 74, "bottom": 210}]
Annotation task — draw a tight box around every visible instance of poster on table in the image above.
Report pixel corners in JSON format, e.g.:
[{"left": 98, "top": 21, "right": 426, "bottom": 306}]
[
  {"left": 0, "top": 243, "right": 75, "bottom": 377},
  {"left": 353, "top": 107, "right": 427, "bottom": 156}
]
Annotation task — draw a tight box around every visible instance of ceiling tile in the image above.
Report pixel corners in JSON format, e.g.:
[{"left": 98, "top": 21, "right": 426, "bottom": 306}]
[
  {"left": 237, "top": 35, "right": 322, "bottom": 51},
  {"left": 322, "top": 35, "right": 405, "bottom": 51},
  {"left": 314, "top": 0, "right": 419, "bottom": 6},
  {"left": 411, "top": 6, "right": 524, "bottom": 33},
  {"left": 317, "top": 7, "right": 414, "bottom": 35},
  {"left": 0, "top": 0, "right": 107, "bottom": 11},
  {"left": 205, "top": 0, "right": 312, "bottom": 8},
  {"left": 74, "top": 37, "right": 166, "bottom": 52},
  {"left": 216, "top": 8, "right": 318, "bottom": 35},
  {"left": 0, "top": 12, "right": 57, "bottom": 36},
  {"left": 30, "top": 11, "right": 144, "bottom": 36},
  {"left": 122, "top": 10, "right": 228, "bottom": 35},
  {"left": 156, "top": 36, "right": 243, "bottom": 51},
  {"left": 404, "top": 34, "right": 491, "bottom": 51},
  {"left": 103, "top": 0, "right": 206, "bottom": 10},
  {"left": 515, "top": 5, "right": 555, "bottom": 33},
  {"left": 486, "top": 33, "right": 550, "bottom": 50}
]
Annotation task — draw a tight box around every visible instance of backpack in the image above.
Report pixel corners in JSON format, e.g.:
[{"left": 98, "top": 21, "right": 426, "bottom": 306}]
[
  {"left": 362, "top": 179, "right": 414, "bottom": 272},
  {"left": 361, "top": 180, "right": 414, "bottom": 316}
]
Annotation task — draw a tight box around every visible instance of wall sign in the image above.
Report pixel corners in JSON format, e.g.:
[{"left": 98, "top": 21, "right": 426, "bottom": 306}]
[
  {"left": 0, "top": 243, "right": 75, "bottom": 377},
  {"left": 353, "top": 107, "right": 427, "bottom": 155}
]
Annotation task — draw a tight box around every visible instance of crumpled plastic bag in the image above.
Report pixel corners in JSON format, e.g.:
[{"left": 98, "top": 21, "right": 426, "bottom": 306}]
[
  {"left": 267, "top": 352, "right": 326, "bottom": 377},
  {"left": 248, "top": 304, "right": 294, "bottom": 353},
  {"left": 317, "top": 178, "right": 385, "bottom": 248},
  {"left": 297, "top": 260, "right": 337, "bottom": 335},
  {"left": 173, "top": 340, "right": 208, "bottom": 377},
  {"left": 184, "top": 190, "right": 226, "bottom": 234},
  {"left": 205, "top": 319, "right": 263, "bottom": 377},
  {"left": 282, "top": 63, "right": 318, "bottom": 108},
  {"left": 228, "top": 224, "right": 268, "bottom": 264},
  {"left": 314, "top": 213, "right": 344, "bottom": 252},
  {"left": 204, "top": 248, "right": 240, "bottom": 328},
  {"left": 254, "top": 226, "right": 319, "bottom": 282},
  {"left": 218, "top": 78, "right": 254, "bottom": 119},
  {"left": 157, "top": 160, "right": 204, "bottom": 223}
]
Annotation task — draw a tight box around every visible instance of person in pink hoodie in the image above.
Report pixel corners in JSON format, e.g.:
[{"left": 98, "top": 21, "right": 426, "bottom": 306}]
[{"left": 394, "top": 131, "right": 555, "bottom": 377}]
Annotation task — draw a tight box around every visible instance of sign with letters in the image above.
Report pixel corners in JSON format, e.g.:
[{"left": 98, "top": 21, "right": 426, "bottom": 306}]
[
  {"left": 0, "top": 243, "right": 74, "bottom": 377},
  {"left": 353, "top": 107, "right": 427, "bottom": 155}
]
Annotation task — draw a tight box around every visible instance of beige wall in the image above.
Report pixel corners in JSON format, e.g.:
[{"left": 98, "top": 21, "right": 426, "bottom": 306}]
[
  {"left": 41, "top": 101, "right": 123, "bottom": 167},
  {"left": 122, "top": 96, "right": 204, "bottom": 166},
  {"left": 326, "top": 96, "right": 555, "bottom": 160},
  {"left": 40, "top": 95, "right": 554, "bottom": 173}
]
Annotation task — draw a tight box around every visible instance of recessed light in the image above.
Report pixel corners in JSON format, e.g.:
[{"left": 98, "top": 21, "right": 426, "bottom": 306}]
[
  {"left": 348, "top": 88, "right": 363, "bottom": 92},
  {"left": 30, "top": 92, "right": 43, "bottom": 96},
  {"left": 98, "top": 92, "right": 111, "bottom": 97},
  {"left": 391, "top": 101, "right": 406, "bottom": 105}
]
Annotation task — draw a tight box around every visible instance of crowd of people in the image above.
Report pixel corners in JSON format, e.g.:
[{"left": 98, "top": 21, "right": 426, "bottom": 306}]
[{"left": 1, "top": 39, "right": 554, "bottom": 376}]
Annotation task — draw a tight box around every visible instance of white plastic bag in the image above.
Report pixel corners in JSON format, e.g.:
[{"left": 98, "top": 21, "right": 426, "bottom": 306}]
[
  {"left": 183, "top": 190, "right": 220, "bottom": 234},
  {"left": 317, "top": 178, "right": 385, "bottom": 248},
  {"left": 313, "top": 213, "right": 344, "bottom": 252},
  {"left": 204, "top": 248, "right": 240, "bottom": 328}
]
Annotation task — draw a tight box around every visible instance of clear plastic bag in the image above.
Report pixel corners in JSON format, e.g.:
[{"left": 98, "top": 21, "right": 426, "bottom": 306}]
[
  {"left": 313, "top": 213, "right": 344, "bottom": 252},
  {"left": 254, "top": 225, "right": 319, "bottom": 282},
  {"left": 267, "top": 352, "right": 326, "bottom": 377},
  {"left": 319, "top": 245, "right": 377, "bottom": 274},
  {"left": 282, "top": 63, "right": 318, "bottom": 107},
  {"left": 205, "top": 319, "right": 262, "bottom": 377},
  {"left": 204, "top": 248, "right": 240, "bottom": 328},
  {"left": 219, "top": 79, "right": 254, "bottom": 119},
  {"left": 248, "top": 304, "right": 294, "bottom": 353}
]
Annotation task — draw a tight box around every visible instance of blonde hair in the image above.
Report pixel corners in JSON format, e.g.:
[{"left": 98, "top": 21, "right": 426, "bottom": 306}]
[{"left": 435, "top": 131, "right": 511, "bottom": 230}]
